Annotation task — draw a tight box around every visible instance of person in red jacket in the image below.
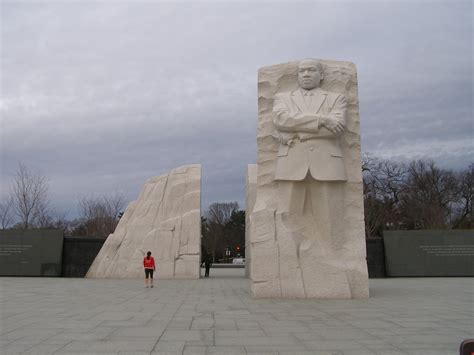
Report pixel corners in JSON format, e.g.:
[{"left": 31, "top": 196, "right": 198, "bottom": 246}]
[{"left": 143, "top": 251, "right": 156, "bottom": 288}]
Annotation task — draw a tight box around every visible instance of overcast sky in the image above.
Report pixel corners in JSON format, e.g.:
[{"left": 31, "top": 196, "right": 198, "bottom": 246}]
[{"left": 1, "top": 0, "right": 472, "bottom": 219}]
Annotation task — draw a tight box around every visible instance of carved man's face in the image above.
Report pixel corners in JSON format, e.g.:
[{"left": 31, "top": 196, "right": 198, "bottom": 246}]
[{"left": 298, "top": 60, "right": 322, "bottom": 90}]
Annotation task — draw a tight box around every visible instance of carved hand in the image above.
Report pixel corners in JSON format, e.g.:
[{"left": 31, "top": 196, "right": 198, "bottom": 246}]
[{"left": 321, "top": 116, "right": 345, "bottom": 134}]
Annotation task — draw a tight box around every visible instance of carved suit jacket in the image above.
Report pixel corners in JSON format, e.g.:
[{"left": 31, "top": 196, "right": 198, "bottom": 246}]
[{"left": 272, "top": 87, "right": 348, "bottom": 181}]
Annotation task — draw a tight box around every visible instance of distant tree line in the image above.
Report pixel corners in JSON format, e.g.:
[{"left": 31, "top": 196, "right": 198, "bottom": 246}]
[
  {"left": 0, "top": 163, "right": 125, "bottom": 238},
  {"left": 201, "top": 202, "right": 245, "bottom": 262},
  {"left": 363, "top": 155, "right": 473, "bottom": 237},
  {"left": 2, "top": 157, "right": 472, "bottom": 244}
]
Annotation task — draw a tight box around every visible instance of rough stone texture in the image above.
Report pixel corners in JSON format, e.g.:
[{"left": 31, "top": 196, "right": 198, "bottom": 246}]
[
  {"left": 86, "top": 165, "right": 201, "bottom": 279},
  {"left": 245, "top": 164, "right": 257, "bottom": 278},
  {"left": 250, "top": 59, "right": 369, "bottom": 298}
]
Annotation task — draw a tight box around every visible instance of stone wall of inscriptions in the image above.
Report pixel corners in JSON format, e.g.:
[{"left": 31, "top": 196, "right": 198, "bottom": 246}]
[
  {"left": 250, "top": 59, "right": 369, "bottom": 298},
  {"left": 86, "top": 165, "right": 201, "bottom": 279}
]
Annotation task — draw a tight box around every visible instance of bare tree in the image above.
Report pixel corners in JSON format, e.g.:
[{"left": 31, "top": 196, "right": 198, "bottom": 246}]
[
  {"left": 452, "top": 164, "right": 473, "bottom": 228},
  {"left": 203, "top": 202, "right": 239, "bottom": 261},
  {"left": 103, "top": 192, "right": 125, "bottom": 223},
  {"left": 207, "top": 202, "right": 239, "bottom": 225},
  {"left": 50, "top": 211, "right": 71, "bottom": 234},
  {"left": 77, "top": 192, "right": 126, "bottom": 237},
  {"left": 362, "top": 155, "right": 406, "bottom": 237},
  {"left": 400, "top": 160, "right": 457, "bottom": 229},
  {"left": 11, "top": 163, "right": 49, "bottom": 229},
  {"left": 33, "top": 200, "right": 54, "bottom": 229},
  {"left": 362, "top": 156, "right": 471, "bottom": 234},
  {"left": 0, "top": 196, "right": 15, "bottom": 229},
  {"left": 33, "top": 204, "right": 71, "bottom": 233}
]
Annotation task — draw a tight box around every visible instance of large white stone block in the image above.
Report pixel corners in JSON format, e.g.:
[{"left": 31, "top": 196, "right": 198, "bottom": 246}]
[
  {"left": 245, "top": 164, "right": 257, "bottom": 278},
  {"left": 86, "top": 165, "right": 201, "bottom": 279},
  {"left": 250, "top": 59, "right": 369, "bottom": 298}
]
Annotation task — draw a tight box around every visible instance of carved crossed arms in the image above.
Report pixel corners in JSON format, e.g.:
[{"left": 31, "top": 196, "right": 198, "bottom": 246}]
[{"left": 272, "top": 93, "right": 347, "bottom": 136}]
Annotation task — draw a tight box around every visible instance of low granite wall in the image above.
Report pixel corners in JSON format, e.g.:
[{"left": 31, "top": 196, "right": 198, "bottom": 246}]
[
  {"left": 366, "top": 238, "right": 386, "bottom": 278},
  {"left": 0, "top": 229, "right": 63, "bottom": 276},
  {"left": 8, "top": 230, "right": 471, "bottom": 278},
  {"left": 62, "top": 236, "right": 105, "bottom": 277},
  {"left": 383, "top": 230, "right": 474, "bottom": 277}
]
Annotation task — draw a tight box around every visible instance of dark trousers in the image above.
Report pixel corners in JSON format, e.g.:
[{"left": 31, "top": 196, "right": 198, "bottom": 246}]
[{"left": 205, "top": 265, "right": 210, "bottom": 277}]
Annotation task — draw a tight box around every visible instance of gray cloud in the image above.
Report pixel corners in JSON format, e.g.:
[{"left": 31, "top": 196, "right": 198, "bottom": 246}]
[{"left": 1, "top": 1, "right": 472, "bottom": 218}]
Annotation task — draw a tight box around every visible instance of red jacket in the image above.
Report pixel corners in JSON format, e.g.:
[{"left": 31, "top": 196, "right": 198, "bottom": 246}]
[{"left": 143, "top": 256, "right": 155, "bottom": 269}]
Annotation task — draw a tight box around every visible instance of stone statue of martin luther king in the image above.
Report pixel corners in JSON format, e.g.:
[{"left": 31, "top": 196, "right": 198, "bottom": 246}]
[
  {"left": 273, "top": 58, "right": 347, "bottom": 186},
  {"left": 272, "top": 59, "right": 352, "bottom": 298},
  {"left": 250, "top": 57, "right": 368, "bottom": 299}
]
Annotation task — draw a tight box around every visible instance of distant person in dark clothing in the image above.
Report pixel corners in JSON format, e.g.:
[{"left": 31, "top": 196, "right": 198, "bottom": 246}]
[
  {"left": 143, "top": 251, "right": 156, "bottom": 288},
  {"left": 201, "top": 254, "right": 213, "bottom": 277}
]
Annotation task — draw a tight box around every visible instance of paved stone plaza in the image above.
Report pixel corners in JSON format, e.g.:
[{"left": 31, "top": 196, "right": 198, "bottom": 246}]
[{"left": 0, "top": 269, "right": 472, "bottom": 355}]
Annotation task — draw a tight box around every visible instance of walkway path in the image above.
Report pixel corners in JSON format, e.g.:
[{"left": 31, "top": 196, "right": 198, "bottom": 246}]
[{"left": 0, "top": 269, "right": 472, "bottom": 354}]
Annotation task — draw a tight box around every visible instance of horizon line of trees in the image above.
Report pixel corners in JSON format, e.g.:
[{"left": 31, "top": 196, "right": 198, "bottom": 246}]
[
  {"left": 201, "top": 201, "right": 245, "bottom": 262},
  {"left": 363, "top": 154, "right": 473, "bottom": 237},
  {"left": 1, "top": 157, "right": 472, "bottom": 242},
  {"left": 0, "top": 163, "right": 125, "bottom": 237}
]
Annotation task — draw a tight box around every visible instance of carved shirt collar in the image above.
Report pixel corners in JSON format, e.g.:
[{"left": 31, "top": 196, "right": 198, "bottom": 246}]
[{"left": 299, "top": 87, "right": 321, "bottom": 96}]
